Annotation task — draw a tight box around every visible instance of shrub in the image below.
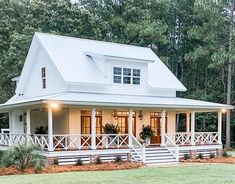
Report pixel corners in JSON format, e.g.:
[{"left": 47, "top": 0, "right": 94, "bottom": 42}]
[
  {"left": 209, "top": 153, "right": 215, "bottom": 158},
  {"left": 76, "top": 158, "right": 83, "bottom": 166},
  {"left": 53, "top": 158, "right": 59, "bottom": 165},
  {"left": 1, "top": 144, "right": 45, "bottom": 172},
  {"left": 115, "top": 155, "right": 122, "bottom": 163},
  {"left": 183, "top": 153, "right": 191, "bottom": 160},
  {"left": 95, "top": 156, "right": 101, "bottom": 164},
  {"left": 197, "top": 153, "right": 203, "bottom": 159}
]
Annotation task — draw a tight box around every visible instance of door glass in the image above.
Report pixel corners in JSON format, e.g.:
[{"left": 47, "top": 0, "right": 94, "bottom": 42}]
[{"left": 81, "top": 116, "right": 91, "bottom": 134}]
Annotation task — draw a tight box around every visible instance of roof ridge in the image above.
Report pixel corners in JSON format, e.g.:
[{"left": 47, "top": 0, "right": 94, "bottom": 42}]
[{"left": 35, "top": 32, "right": 152, "bottom": 50}]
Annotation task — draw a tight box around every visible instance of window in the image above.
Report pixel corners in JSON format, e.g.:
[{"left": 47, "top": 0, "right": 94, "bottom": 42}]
[
  {"left": 113, "top": 67, "right": 141, "bottom": 85},
  {"left": 81, "top": 110, "right": 102, "bottom": 134},
  {"left": 133, "top": 69, "right": 140, "bottom": 85},
  {"left": 41, "top": 67, "right": 46, "bottom": 89},
  {"left": 123, "top": 68, "right": 131, "bottom": 84},
  {"left": 113, "top": 67, "right": 122, "bottom": 83}
]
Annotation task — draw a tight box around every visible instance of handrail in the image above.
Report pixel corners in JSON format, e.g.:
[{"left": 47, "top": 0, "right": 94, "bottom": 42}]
[
  {"left": 163, "top": 133, "right": 179, "bottom": 161},
  {"left": 129, "top": 134, "right": 145, "bottom": 163}
]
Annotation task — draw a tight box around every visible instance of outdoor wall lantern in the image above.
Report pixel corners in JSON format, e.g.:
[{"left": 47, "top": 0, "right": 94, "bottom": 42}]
[
  {"left": 113, "top": 110, "right": 118, "bottom": 119},
  {"left": 138, "top": 110, "right": 143, "bottom": 120}
]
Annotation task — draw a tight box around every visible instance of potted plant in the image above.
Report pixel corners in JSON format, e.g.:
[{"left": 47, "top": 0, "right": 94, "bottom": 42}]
[
  {"left": 34, "top": 126, "right": 48, "bottom": 134},
  {"left": 139, "top": 125, "right": 154, "bottom": 144},
  {"left": 103, "top": 123, "right": 119, "bottom": 147},
  {"left": 103, "top": 123, "right": 119, "bottom": 134}
]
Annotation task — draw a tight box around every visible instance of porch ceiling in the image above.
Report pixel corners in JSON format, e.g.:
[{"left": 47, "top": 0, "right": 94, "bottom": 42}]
[{"left": 0, "top": 92, "right": 233, "bottom": 112}]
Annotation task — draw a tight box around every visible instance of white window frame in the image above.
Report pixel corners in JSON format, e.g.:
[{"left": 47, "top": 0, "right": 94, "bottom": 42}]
[{"left": 113, "top": 67, "right": 141, "bottom": 85}]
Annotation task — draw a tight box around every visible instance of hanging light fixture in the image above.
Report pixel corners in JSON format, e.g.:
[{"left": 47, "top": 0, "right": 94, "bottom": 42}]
[{"left": 138, "top": 110, "right": 143, "bottom": 120}]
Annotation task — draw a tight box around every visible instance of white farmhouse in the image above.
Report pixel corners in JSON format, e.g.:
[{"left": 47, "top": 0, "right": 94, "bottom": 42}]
[{"left": 0, "top": 33, "right": 232, "bottom": 165}]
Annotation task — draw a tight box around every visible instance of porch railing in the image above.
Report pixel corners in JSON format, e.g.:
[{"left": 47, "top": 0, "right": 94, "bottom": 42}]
[
  {"left": 165, "top": 132, "right": 219, "bottom": 146},
  {"left": 163, "top": 133, "right": 179, "bottom": 161}
]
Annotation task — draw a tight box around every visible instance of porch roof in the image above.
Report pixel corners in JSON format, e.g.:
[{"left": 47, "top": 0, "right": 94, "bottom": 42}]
[{"left": 0, "top": 92, "right": 233, "bottom": 111}]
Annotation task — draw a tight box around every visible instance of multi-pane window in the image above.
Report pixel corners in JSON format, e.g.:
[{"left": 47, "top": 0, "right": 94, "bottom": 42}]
[
  {"left": 81, "top": 110, "right": 102, "bottom": 134},
  {"left": 133, "top": 69, "right": 140, "bottom": 85},
  {"left": 113, "top": 67, "right": 141, "bottom": 85},
  {"left": 113, "top": 67, "right": 122, "bottom": 83},
  {"left": 41, "top": 67, "right": 46, "bottom": 89},
  {"left": 123, "top": 68, "right": 131, "bottom": 84}
]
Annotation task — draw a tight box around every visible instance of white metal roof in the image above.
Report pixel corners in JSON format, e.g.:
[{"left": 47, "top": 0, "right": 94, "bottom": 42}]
[
  {"left": 1, "top": 92, "right": 232, "bottom": 110},
  {"left": 35, "top": 32, "right": 186, "bottom": 91}
]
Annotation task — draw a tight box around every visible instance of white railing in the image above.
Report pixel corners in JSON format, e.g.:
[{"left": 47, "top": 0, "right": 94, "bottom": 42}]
[
  {"left": 95, "top": 134, "right": 129, "bottom": 149},
  {"left": 52, "top": 134, "right": 92, "bottom": 150},
  {"left": 130, "top": 134, "right": 145, "bottom": 163},
  {"left": 166, "top": 132, "right": 191, "bottom": 145},
  {"left": 165, "top": 132, "right": 219, "bottom": 146},
  {"left": 194, "top": 132, "right": 219, "bottom": 145},
  {"left": 0, "top": 133, "right": 10, "bottom": 146},
  {"left": 30, "top": 134, "right": 49, "bottom": 150},
  {"left": 163, "top": 133, "right": 179, "bottom": 161}
]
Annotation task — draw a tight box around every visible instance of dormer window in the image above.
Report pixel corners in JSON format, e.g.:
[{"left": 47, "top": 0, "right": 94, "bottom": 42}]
[
  {"left": 113, "top": 67, "right": 122, "bottom": 83},
  {"left": 113, "top": 67, "right": 140, "bottom": 85},
  {"left": 41, "top": 67, "right": 46, "bottom": 89}
]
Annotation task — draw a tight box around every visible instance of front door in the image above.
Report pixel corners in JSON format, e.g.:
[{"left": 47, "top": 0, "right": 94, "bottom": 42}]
[
  {"left": 150, "top": 117, "right": 161, "bottom": 144},
  {"left": 150, "top": 112, "right": 167, "bottom": 144},
  {"left": 117, "top": 116, "right": 136, "bottom": 136}
]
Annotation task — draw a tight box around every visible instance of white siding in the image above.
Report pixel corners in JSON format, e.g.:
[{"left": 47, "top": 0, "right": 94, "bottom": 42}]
[
  {"left": 23, "top": 46, "right": 67, "bottom": 99},
  {"left": 68, "top": 109, "right": 81, "bottom": 135},
  {"left": 12, "top": 110, "right": 24, "bottom": 134}
]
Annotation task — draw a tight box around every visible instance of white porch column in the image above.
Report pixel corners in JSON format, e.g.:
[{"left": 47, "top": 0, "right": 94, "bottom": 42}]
[
  {"left": 191, "top": 111, "right": 195, "bottom": 145},
  {"left": 186, "top": 112, "right": 190, "bottom": 132},
  {"left": 48, "top": 106, "right": 53, "bottom": 151},
  {"left": 218, "top": 111, "right": 222, "bottom": 144},
  {"left": 8, "top": 111, "right": 13, "bottom": 146},
  {"left": 128, "top": 109, "right": 133, "bottom": 147},
  {"left": 161, "top": 110, "right": 166, "bottom": 146},
  {"left": 91, "top": 108, "right": 96, "bottom": 149},
  {"left": 9, "top": 111, "right": 13, "bottom": 133},
  {"left": 26, "top": 109, "right": 31, "bottom": 143}
]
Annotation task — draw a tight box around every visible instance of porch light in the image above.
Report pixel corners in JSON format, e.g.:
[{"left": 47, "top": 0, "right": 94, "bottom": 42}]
[
  {"left": 49, "top": 102, "right": 59, "bottom": 109},
  {"left": 138, "top": 110, "right": 143, "bottom": 120},
  {"left": 221, "top": 109, "right": 227, "bottom": 113}
]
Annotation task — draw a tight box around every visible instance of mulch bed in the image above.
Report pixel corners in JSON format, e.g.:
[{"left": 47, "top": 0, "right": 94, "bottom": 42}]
[
  {"left": 180, "top": 157, "right": 235, "bottom": 164},
  {"left": 0, "top": 162, "right": 144, "bottom": 176}
]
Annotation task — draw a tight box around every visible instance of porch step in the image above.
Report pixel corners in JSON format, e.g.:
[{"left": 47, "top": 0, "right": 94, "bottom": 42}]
[{"left": 130, "top": 146, "right": 178, "bottom": 166}]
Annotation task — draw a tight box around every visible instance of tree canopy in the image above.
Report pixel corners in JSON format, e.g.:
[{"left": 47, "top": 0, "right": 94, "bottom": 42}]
[{"left": 0, "top": 0, "right": 234, "bottom": 146}]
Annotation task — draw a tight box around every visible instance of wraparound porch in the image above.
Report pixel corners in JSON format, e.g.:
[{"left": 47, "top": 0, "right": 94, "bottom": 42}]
[{"left": 0, "top": 102, "right": 226, "bottom": 164}]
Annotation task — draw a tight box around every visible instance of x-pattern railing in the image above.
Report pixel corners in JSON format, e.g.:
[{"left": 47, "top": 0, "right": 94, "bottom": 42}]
[
  {"left": 96, "top": 134, "right": 129, "bottom": 149},
  {"left": 52, "top": 134, "right": 92, "bottom": 150},
  {"left": 166, "top": 132, "right": 219, "bottom": 146},
  {"left": 194, "top": 132, "right": 218, "bottom": 145},
  {"left": 166, "top": 133, "right": 191, "bottom": 145}
]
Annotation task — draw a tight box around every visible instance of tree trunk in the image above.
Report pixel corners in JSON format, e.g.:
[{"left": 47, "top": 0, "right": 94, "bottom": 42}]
[{"left": 226, "top": 0, "right": 234, "bottom": 149}]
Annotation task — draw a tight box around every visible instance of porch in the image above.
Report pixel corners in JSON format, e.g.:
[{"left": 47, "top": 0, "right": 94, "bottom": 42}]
[{"left": 0, "top": 102, "right": 224, "bottom": 151}]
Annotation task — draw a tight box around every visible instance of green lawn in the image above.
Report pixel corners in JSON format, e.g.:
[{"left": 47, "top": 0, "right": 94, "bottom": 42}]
[
  {"left": 228, "top": 150, "right": 235, "bottom": 157},
  {"left": 1, "top": 164, "right": 235, "bottom": 184}
]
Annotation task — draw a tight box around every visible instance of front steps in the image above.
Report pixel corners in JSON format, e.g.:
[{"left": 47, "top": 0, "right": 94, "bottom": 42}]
[
  {"left": 53, "top": 146, "right": 179, "bottom": 166},
  {"left": 130, "top": 146, "right": 178, "bottom": 166}
]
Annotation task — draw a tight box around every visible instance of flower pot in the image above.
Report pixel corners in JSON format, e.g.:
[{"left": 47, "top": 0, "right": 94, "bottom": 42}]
[{"left": 145, "top": 138, "right": 151, "bottom": 145}]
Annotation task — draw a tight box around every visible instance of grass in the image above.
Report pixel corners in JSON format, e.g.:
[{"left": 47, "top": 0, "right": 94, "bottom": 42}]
[
  {"left": 1, "top": 164, "right": 235, "bottom": 184},
  {"left": 228, "top": 150, "right": 235, "bottom": 157}
]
